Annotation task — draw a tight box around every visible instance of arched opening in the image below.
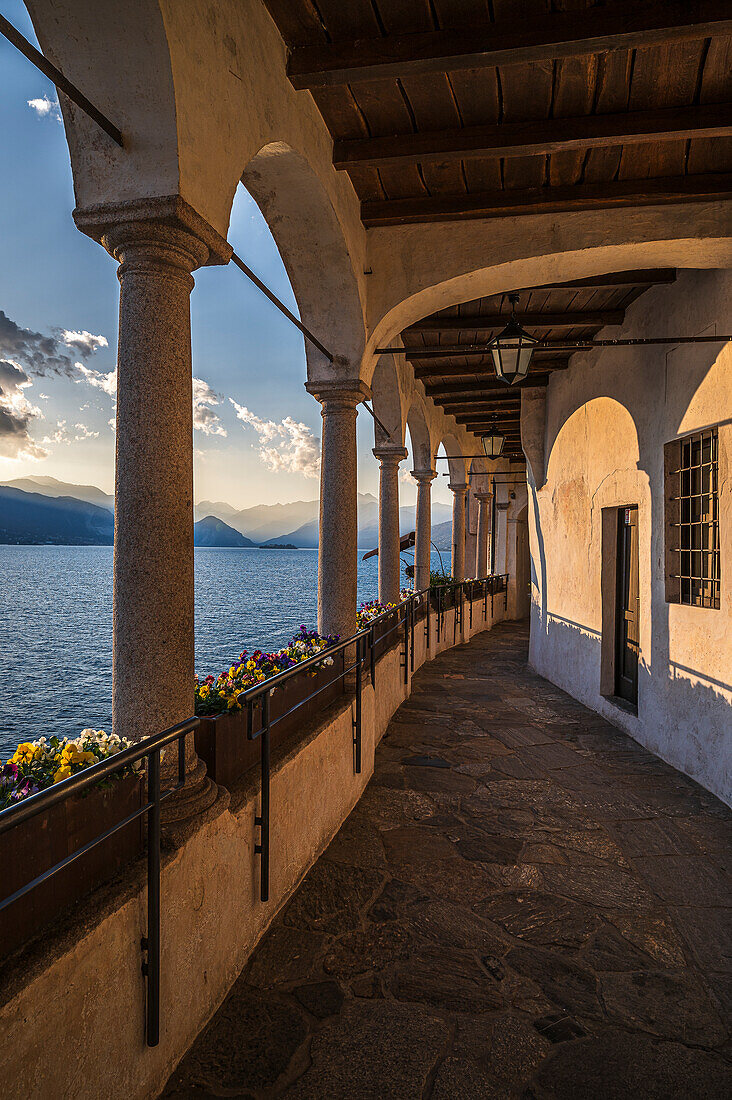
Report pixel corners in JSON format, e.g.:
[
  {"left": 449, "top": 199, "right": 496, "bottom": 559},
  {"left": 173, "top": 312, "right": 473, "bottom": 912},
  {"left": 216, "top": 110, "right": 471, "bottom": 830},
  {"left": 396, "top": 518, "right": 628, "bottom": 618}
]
[{"left": 242, "top": 142, "right": 366, "bottom": 380}]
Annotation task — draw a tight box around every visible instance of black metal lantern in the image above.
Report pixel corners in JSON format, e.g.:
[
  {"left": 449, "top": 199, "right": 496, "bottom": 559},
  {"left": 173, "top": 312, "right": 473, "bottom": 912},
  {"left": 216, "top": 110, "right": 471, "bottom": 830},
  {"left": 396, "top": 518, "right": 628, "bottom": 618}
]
[
  {"left": 481, "top": 430, "right": 504, "bottom": 459},
  {"left": 490, "top": 292, "right": 537, "bottom": 385}
]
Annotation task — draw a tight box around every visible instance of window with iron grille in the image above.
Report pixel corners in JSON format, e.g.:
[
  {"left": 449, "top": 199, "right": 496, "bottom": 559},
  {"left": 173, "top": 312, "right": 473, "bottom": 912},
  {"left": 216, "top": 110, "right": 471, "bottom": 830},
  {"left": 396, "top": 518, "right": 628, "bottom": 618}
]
[{"left": 664, "top": 428, "right": 720, "bottom": 609}]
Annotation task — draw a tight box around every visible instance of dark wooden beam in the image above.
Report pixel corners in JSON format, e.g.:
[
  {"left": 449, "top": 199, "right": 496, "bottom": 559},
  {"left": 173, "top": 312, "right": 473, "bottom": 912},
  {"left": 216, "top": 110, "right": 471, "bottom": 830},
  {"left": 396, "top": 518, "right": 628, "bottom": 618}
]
[
  {"left": 335, "top": 104, "right": 731, "bottom": 169},
  {"left": 408, "top": 346, "right": 571, "bottom": 360},
  {"left": 362, "top": 174, "right": 732, "bottom": 227},
  {"left": 526, "top": 269, "right": 676, "bottom": 290},
  {"left": 413, "top": 363, "right": 568, "bottom": 379},
  {"left": 288, "top": 3, "right": 732, "bottom": 88},
  {"left": 407, "top": 310, "right": 623, "bottom": 332},
  {"left": 422, "top": 382, "right": 541, "bottom": 400},
  {"left": 442, "top": 405, "right": 521, "bottom": 415},
  {"left": 426, "top": 379, "right": 549, "bottom": 396}
]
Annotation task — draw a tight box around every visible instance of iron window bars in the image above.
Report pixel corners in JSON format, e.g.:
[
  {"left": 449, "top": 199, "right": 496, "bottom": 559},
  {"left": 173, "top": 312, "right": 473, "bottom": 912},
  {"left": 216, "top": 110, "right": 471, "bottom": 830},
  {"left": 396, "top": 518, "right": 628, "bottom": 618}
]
[{"left": 665, "top": 428, "right": 720, "bottom": 609}]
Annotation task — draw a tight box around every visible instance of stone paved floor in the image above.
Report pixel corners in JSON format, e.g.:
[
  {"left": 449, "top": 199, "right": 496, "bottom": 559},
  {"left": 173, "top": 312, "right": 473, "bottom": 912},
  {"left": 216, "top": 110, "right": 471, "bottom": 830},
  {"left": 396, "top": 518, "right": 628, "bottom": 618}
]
[{"left": 162, "top": 622, "right": 731, "bottom": 1099}]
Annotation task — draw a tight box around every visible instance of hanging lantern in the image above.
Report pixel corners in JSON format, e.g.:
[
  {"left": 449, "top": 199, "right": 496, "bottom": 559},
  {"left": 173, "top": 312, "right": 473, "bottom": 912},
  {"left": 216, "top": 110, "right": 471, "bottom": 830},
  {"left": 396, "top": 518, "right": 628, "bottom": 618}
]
[
  {"left": 490, "top": 292, "right": 538, "bottom": 385},
  {"left": 481, "top": 430, "right": 504, "bottom": 459}
]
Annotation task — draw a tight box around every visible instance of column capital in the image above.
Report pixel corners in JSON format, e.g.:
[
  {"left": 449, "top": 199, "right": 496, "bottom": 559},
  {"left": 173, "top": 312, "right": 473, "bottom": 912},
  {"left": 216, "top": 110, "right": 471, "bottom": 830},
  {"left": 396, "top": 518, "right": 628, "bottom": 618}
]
[
  {"left": 448, "top": 482, "right": 469, "bottom": 496},
  {"left": 373, "top": 445, "right": 408, "bottom": 466},
  {"left": 73, "top": 194, "right": 232, "bottom": 269},
  {"left": 305, "top": 378, "right": 371, "bottom": 409},
  {"left": 475, "top": 490, "right": 493, "bottom": 503},
  {"left": 412, "top": 468, "right": 437, "bottom": 484}
]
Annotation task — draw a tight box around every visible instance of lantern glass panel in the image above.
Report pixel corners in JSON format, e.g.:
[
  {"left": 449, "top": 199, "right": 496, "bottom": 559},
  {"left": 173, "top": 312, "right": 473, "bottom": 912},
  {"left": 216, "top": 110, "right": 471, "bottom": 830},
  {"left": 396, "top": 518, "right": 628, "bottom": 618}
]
[{"left": 481, "top": 432, "right": 504, "bottom": 458}]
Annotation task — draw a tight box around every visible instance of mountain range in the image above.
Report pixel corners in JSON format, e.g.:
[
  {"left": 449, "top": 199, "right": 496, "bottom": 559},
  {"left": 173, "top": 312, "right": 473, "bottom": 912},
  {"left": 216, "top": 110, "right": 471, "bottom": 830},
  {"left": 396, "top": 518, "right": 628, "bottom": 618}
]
[{"left": 0, "top": 479, "right": 453, "bottom": 548}]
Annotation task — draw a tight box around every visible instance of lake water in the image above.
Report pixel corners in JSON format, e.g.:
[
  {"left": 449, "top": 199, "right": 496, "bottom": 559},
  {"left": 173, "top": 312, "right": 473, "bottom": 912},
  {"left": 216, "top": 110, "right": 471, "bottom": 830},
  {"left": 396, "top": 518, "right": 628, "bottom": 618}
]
[{"left": 0, "top": 545, "right": 450, "bottom": 757}]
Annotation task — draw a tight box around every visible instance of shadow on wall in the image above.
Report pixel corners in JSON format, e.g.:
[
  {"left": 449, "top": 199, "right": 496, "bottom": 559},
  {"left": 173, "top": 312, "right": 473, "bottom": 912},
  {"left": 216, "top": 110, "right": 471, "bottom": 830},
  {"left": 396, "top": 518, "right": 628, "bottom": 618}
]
[{"left": 530, "top": 606, "right": 732, "bottom": 805}]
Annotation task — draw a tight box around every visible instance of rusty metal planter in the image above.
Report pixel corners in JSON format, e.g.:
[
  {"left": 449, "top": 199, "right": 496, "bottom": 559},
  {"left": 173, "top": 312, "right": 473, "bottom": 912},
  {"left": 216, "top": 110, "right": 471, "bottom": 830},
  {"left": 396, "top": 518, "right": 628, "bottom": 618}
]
[
  {"left": 195, "top": 653, "right": 346, "bottom": 790},
  {"left": 0, "top": 774, "right": 144, "bottom": 961}
]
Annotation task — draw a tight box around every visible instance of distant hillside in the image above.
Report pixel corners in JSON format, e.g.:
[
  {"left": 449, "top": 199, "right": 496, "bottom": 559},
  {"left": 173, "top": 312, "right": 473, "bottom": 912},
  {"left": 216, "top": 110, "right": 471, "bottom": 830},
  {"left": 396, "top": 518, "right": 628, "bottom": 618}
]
[
  {"left": 430, "top": 519, "right": 453, "bottom": 552},
  {"left": 1, "top": 476, "right": 113, "bottom": 510},
  {"left": 0, "top": 487, "right": 114, "bottom": 544},
  {"left": 193, "top": 516, "right": 255, "bottom": 547},
  {"left": 268, "top": 501, "right": 453, "bottom": 549}
]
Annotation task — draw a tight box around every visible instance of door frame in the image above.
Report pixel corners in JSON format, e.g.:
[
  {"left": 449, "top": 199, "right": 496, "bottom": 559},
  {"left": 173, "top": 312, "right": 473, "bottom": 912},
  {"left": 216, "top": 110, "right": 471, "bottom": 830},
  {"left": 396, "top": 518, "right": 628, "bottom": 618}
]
[{"left": 600, "top": 504, "right": 640, "bottom": 712}]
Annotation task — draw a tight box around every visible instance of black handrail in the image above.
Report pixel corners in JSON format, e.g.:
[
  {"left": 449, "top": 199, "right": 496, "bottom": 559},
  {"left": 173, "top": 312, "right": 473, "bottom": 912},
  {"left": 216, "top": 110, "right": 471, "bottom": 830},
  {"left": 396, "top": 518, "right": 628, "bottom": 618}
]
[
  {"left": 0, "top": 716, "right": 197, "bottom": 1048},
  {"left": 0, "top": 576, "right": 507, "bottom": 1045}
]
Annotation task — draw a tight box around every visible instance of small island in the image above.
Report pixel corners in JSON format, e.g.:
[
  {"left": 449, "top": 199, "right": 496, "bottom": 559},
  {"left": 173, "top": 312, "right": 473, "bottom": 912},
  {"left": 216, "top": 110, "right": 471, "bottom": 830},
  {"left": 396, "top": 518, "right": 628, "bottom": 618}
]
[{"left": 259, "top": 543, "right": 298, "bottom": 550}]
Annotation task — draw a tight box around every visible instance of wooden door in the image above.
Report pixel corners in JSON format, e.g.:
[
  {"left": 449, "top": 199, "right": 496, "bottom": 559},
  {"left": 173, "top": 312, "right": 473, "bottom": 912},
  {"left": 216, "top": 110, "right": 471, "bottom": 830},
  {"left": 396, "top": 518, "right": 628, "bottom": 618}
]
[{"left": 615, "top": 506, "right": 639, "bottom": 705}]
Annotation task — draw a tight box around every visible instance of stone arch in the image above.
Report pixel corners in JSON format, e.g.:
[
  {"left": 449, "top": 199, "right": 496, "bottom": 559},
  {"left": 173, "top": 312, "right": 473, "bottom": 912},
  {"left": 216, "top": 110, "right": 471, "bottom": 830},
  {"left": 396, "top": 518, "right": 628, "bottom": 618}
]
[
  {"left": 438, "top": 434, "right": 468, "bottom": 485},
  {"left": 23, "top": 0, "right": 180, "bottom": 211},
  {"left": 242, "top": 143, "right": 366, "bottom": 381},
  {"left": 406, "top": 399, "right": 433, "bottom": 472},
  {"left": 366, "top": 233, "right": 732, "bottom": 360},
  {"left": 370, "top": 355, "right": 405, "bottom": 447}
]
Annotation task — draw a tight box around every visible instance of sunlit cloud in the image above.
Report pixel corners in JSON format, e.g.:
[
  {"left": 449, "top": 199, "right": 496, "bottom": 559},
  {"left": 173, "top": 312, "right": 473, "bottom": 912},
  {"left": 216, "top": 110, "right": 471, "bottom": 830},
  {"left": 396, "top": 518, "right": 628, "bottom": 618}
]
[
  {"left": 229, "top": 399, "right": 320, "bottom": 478},
  {"left": 61, "top": 329, "right": 109, "bottom": 356},
  {"left": 75, "top": 363, "right": 117, "bottom": 395},
  {"left": 193, "top": 377, "right": 226, "bottom": 437},
  {"left": 0, "top": 360, "right": 47, "bottom": 460},
  {"left": 40, "top": 419, "right": 99, "bottom": 445},
  {"left": 27, "top": 94, "right": 61, "bottom": 123}
]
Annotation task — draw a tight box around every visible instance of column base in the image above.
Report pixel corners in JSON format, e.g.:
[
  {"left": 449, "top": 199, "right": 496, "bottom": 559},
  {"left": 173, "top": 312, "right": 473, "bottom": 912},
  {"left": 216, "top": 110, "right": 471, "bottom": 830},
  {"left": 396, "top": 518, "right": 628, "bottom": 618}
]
[{"left": 161, "top": 759, "right": 226, "bottom": 848}]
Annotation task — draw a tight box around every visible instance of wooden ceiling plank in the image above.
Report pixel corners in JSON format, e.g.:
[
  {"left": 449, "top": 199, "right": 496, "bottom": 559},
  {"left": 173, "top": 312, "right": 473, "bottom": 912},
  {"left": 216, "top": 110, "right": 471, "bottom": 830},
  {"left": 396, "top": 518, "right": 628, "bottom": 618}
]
[
  {"left": 287, "top": 3, "right": 732, "bottom": 89},
  {"left": 333, "top": 103, "right": 732, "bottom": 168},
  {"left": 405, "top": 308, "right": 625, "bottom": 330},
  {"left": 362, "top": 172, "right": 732, "bottom": 224}
]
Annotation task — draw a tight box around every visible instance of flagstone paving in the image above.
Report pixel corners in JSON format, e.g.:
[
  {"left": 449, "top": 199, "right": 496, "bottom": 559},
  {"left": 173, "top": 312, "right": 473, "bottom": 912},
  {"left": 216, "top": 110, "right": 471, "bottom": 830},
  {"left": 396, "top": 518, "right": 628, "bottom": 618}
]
[{"left": 161, "top": 621, "right": 731, "bottom": 1099}]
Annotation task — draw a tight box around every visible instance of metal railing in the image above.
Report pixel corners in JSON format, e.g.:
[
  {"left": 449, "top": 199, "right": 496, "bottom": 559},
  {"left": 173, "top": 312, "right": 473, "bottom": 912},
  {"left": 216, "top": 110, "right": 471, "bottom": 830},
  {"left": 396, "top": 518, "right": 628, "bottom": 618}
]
[
  {"left": 0, "top": 717, "right": 194, "bottom": 1047},
  {"left": 0, "top": 574, "right": 506, "bottom": 1045}
]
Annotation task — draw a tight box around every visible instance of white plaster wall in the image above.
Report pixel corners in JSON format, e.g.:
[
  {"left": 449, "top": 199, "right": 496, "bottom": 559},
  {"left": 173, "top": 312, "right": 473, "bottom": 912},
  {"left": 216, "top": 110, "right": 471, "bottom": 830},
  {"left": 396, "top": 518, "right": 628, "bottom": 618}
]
[{"left": 529, "top": 269, "right": 732, "bottom": 804}]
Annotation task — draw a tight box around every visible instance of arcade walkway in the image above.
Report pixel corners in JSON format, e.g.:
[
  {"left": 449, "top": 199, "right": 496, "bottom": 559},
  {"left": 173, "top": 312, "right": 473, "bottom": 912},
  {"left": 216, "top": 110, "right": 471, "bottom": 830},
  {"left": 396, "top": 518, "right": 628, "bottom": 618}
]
[{"left": 162, "top": 622, "right": 731, "bottom": 1099}]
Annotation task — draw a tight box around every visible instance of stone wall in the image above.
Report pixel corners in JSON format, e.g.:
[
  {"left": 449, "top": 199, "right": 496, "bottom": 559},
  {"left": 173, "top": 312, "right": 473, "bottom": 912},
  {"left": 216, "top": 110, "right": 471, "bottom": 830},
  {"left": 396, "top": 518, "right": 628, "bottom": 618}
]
[
  {"left": 528, "top": 269, "right": 732, "bottom": 805},
  {"left": 0, "top": 593, "right": 505, "bottom": 1100}
]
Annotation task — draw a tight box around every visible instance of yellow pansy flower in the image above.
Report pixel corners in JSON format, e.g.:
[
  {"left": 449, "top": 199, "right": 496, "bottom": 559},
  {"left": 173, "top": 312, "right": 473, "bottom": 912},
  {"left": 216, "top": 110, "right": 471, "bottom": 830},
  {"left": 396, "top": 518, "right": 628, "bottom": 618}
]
[{"left": 53, "top": 765, "right": 73, "bottom": 784}]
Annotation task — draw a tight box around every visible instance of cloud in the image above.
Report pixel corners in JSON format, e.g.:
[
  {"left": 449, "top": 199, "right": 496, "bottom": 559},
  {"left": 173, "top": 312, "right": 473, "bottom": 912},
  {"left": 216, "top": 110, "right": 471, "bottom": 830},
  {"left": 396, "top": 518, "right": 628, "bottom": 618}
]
[
  {"left": 0, "top": 310, "right": 76, "bottom": 377},
  {"left": 193, "top": 377, "right": 226, "bottom": 437},
  {"left": 61, "top": 329, "right": 108, "bottom": 356},
  {"left": 400, "top": 467, "right": 415, "bottom": 485},
  {"left": 230, "top": 399, "right": 320, "bottom": 478},
  {"left": 0, "top": 360, "right": 47, "bottom": 460},
  {"left": 27, "top": 94, "right": 62, "bottom": 123},
  {"left": 40, "top": 419, "right": 99, "bottom": 445},
  {"left": 75, "top": 363, "right": 117, "bottom": 395}
]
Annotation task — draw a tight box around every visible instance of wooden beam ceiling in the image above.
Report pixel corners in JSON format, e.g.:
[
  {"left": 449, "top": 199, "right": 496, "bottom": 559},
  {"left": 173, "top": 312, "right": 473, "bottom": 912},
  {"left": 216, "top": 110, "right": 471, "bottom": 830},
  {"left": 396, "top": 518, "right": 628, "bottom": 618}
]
[
  {"left": 425, "top": 379, "right": 549, "bottom": 396},
  {"left": 406, "top": 310, "right": 624, "bottom": 332},
  {"left": 362, "top": 174, "right": 732, "bottom": 227},
  {"left": 525, "top": 270, "right": 676, "bottom": 290},
  {"left": 408, "top": 345, "right": 570, "bottom": 359},
  {"left": 412, "top": 360, "right": 569, "bottom": 377},
  {"left": 334, "top": 104, "right": 731, "bottom": 170},
  {"left": 288, "top": 2, "right": 732, "bottom": 88}
]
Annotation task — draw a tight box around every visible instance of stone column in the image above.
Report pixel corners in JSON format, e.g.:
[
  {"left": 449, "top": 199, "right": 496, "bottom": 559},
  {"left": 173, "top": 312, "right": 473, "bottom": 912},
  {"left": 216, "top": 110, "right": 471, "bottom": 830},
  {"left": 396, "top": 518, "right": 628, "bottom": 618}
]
[
  {"left": 75, "top": 198, "right": 232, "bottom": 837},
  {"left": 306, "top": 379, "right": 370, "bottom": 640},
  {"left": 374, "top": 445, "right": 408, "bottom": 605},
  {"left": 449, "top": 483, "right": 468, "bottom": 581},
  {"left": 413, "top": 469, "right": 436, "bottom": 591},
  {"left": 475, "top": 491, "right": 492, "bottom": 578}
]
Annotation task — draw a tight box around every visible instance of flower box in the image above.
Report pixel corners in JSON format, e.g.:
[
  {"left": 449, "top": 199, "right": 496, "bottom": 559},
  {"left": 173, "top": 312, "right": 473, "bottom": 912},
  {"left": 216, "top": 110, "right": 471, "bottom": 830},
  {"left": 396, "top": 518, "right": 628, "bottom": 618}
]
[
  {"left": 430, "top": 586, "right": 459, "bottom": 613},
  {"left": 369, "top": 608, "right": 403, "bottom": 662},
  {"left": 0, "top": 774, "right": 144, "bottom": 961},
  {"left": 195, "top": 653, "right": 346, "bottom": 790}
]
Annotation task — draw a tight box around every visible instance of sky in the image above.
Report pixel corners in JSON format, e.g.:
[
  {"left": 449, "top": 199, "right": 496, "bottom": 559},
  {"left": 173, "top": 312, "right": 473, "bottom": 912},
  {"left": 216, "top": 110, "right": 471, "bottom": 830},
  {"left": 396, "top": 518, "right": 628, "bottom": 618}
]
[{"left": 0, "top": 1, "right": 454, "bottom": 510}]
